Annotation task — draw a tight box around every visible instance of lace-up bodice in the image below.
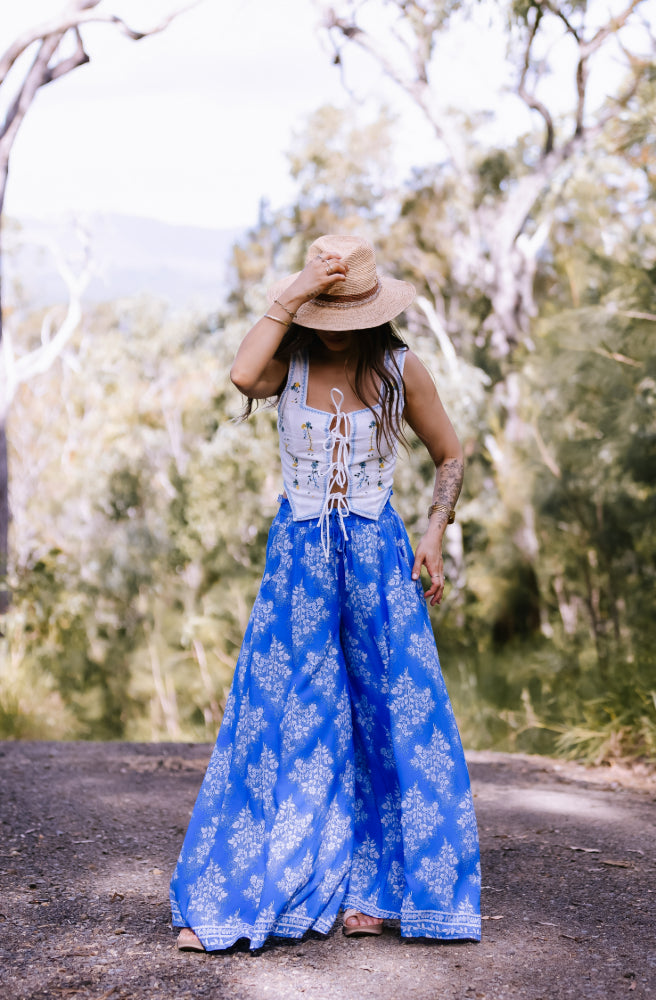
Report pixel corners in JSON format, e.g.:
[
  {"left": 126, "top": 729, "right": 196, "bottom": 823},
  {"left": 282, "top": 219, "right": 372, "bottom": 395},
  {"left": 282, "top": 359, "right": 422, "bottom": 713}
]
[{"left": 278, "top": 350, "right": 406, "bottom": 554}]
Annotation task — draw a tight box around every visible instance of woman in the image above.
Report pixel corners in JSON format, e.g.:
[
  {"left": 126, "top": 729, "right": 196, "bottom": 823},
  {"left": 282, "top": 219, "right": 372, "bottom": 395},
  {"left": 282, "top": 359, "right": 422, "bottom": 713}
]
[{"left": 170, "top": 234, "right": 481, "bottom": 950}]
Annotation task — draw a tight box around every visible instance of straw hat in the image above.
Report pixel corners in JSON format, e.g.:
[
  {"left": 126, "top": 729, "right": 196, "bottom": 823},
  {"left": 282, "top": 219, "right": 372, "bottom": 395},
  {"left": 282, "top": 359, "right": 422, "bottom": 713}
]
[{"left": 267, "top": 234, "right": 416, "bottom": 331}]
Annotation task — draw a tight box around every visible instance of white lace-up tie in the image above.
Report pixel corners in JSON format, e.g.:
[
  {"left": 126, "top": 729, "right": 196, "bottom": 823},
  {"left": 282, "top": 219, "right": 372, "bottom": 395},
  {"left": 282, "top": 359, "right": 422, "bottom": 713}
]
[{"left": 318, "top": 388, "right": 351, "bottom": 559}]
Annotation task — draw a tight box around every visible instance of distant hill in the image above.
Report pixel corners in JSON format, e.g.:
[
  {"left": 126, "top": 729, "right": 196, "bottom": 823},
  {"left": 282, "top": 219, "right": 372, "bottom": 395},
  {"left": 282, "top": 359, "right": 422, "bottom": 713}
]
[{"left": 4, "top": 213, "right": 245, "bottom": 311}]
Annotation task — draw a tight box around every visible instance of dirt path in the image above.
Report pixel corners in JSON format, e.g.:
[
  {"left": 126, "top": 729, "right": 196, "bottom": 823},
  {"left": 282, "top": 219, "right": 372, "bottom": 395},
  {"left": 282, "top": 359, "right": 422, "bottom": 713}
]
[{"left": 0, "top": 742, "right": 654, "bottom": 1000}]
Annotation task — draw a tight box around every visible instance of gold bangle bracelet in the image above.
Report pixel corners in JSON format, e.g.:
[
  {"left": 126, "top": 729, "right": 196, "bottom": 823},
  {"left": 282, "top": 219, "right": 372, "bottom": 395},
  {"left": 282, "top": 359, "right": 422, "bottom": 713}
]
[
  {"left": 428, "top": 503, "right": 455, "bottom": 524},
  {"left": 264, "top": 313, "right": 290, "bottom": 327}
]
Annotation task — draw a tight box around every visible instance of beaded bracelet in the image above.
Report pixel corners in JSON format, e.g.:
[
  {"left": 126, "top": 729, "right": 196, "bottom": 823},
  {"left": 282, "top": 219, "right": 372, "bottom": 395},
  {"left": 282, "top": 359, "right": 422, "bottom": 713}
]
[
  {"left": 427, "top": 502, "right": 455, "bottom": 524},
  {"left": 274, "top": 298, "right": 296, "bottom": 321}
]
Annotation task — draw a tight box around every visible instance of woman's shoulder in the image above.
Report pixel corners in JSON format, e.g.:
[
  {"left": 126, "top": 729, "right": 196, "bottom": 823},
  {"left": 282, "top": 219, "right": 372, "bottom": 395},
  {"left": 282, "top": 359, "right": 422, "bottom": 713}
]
[
  {"left": 391, "top": 345, "right": 416, "bottom": 374},
  {"left": 399, "top": 348, "right": 432, "bottom": 370},
  {"left": 399, "top": 349, "right": 436, "bottom": 392}
]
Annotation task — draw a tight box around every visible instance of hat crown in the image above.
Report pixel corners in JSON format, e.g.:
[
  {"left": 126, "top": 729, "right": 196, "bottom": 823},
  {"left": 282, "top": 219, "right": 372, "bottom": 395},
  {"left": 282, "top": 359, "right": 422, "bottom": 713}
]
[
  {"left": 306, "top": 235, "right": 378, "bottom": 298},
  {"left": 267, "top": 231, "right": 415, "bottom": 330}
]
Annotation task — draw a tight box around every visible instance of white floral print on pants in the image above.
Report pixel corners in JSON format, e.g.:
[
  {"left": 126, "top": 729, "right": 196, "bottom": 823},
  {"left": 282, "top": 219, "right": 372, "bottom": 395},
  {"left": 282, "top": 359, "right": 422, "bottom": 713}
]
[{"left": 170, "top": 499, "right": 481, "bottom": 950}]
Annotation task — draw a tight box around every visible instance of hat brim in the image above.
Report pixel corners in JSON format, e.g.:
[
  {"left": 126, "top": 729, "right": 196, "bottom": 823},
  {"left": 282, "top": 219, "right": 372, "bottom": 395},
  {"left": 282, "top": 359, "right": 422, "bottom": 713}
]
[{"left": 267, "top": 273, "right": 416, "bottom": 331}]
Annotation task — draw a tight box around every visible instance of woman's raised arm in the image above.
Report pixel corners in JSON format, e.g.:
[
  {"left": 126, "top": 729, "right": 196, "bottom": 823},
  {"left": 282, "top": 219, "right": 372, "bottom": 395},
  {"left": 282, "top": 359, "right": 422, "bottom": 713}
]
[{"left": 230, "top": 253, "right": 348, "bottom": 399}]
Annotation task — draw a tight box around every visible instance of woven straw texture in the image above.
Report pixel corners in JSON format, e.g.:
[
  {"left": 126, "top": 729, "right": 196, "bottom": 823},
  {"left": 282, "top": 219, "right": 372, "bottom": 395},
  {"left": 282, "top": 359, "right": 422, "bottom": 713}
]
[{"left": 267, "top": 235, "right": 416, "bottom": 331}]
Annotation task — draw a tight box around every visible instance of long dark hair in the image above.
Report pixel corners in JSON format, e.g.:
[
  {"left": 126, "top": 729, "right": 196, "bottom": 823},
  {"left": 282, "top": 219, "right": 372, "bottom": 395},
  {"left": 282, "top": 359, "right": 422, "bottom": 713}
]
[{"left": 241, "top": 322, "right": 409, "bottom": 451}]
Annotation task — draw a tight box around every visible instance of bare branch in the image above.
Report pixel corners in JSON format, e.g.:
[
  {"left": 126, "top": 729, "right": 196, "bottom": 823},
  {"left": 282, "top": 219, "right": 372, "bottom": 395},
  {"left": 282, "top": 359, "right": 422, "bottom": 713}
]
[
  {"left": 608, "top": 308, "right": 656, "bottom": 324},
  {"left": 321, "top": 19, "right": 361, "bottom": 102},
  {"left": 580, "top": 0, "right": 644, "bottom": 58},
  {"left": 1, "top": 1, "right": 201, "bottom": 163},
  {"left": 593, "top": 347, "right": 642, "bottom": 366},
  {"left": 0, "top": 0, "right": 202, "bottom": 86},
  {"left": 44, "top": 28, "right": 89, "bottom": 84},
  {"left": 532, "top": 422, "right": 561, "bottom": 478},
  {"left": 415, "top": 295, "right": 460, "bottom": 379},
  {"left": 518, "top": 6, "right": 555, "bottom": 155},
  {"left": 324, "top": 7, "right": 467, "bottom": 171},
  {"left": 0, "top": 9, "right": 89, "bottom": 84},
  {"left": 526, "top": 1, "right": 648, "bottom": 149},
  {"left": 389, "top": 16, "right": 428, "bottom": 86},
  {"left": 573, "top": 52, "right": 587, "bottom": 136},
  {"left": 540, "top": 0, "right": 580, "bottom": 42},
  {"left": 0, "top": 34, "right": 63, "bottom": 157},
  {"left": 9, "top": 229, "right": 92, "bottom": 393}
]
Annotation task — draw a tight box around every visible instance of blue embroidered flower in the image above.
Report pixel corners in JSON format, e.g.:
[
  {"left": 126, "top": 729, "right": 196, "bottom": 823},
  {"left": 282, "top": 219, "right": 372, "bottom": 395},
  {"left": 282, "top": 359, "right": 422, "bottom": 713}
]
[
  {"left": 354, "top": 461, "right": 370, "bottom": 490},
  {"left": 307, "top": 459, "right": 320, "bottom": 488},
  {"left": 301, "top": 421, "right": 314, "bottom": 453}
]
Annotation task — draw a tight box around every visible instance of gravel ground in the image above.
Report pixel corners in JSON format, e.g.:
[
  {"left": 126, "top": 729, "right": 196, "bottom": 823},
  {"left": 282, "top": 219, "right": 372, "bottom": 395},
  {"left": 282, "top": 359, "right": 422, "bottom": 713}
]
[{"left": 0, "top": 741, "right": 654, "bottom": 1000}]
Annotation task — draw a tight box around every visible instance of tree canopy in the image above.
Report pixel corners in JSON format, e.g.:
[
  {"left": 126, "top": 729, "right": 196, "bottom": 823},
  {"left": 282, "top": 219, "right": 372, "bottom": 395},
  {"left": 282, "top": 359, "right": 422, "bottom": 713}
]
[{"left": 1, "top": 0, "right": 655, "bottom": 762}]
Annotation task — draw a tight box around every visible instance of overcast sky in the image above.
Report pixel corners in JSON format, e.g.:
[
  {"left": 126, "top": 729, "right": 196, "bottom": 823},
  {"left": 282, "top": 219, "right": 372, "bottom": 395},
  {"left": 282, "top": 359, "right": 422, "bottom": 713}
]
[{"left": 0, "top": 0, "right": 649, "bottom": 231}]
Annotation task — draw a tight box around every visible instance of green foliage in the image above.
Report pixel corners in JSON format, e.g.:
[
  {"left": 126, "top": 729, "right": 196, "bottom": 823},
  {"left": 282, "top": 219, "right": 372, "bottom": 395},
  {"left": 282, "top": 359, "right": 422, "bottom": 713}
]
[
  {"left": 2, "top": 300, "right": 278, "bottom": 741},
  {"left": 288, "top": 105, "right": 396, "bottom": 222},
  {"left": 510, "top": 0, "right": 586, "bottom": 26},
  {"left": 379, "top": 0, "right": 479, "bottom": 43},
  {"left": 4, "top": 79, "right": 655, "bottom": 763},
  {"left": 475, "top": 149, "right": 514, "bottom": 204}
]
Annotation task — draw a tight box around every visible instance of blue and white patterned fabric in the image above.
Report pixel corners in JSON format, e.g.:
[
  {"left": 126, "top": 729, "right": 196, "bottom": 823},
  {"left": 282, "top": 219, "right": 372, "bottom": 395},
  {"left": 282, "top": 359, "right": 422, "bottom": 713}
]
[{"left": 170, "top": 500, "right": 481, "bottom": 950}]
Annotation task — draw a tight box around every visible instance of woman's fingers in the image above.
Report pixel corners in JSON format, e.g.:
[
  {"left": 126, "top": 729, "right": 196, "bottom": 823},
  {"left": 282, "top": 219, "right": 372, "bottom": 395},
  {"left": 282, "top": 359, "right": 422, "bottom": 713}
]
[
  {"left": 289, "top": 254, "right": 348, "bottom": 302},
  {"left": 424, "top": 577, "right": 445, "bottom": 606},
  {"left": 306, "top": 253, "right": 348, "bottom": 286},
  {"left": 416, "top": 555, "right": 445, "bottom": 606},
  {"left": 314, "top": 254, "right": 347, "bottom": 280},
  {"left": 312, "top": 252, "right": 343, "bottom": 267},
  {"left": 412, "top": 541, "right": 446, "bottom": 606},
  {"left": 412, "top": 563, "right": 445, "bottom": 606}
]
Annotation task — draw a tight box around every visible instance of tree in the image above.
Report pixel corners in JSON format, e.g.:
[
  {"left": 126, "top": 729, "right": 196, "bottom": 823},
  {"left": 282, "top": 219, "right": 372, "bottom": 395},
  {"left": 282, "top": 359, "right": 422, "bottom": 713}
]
[
  {"left": 317, "top": 0, "right": 656, "bottom": 646},
  {"left": 222, "top": 10, "right": 656, "bottom": 758},
  {"left": 0, "top": 0, "right": 199, "bottom": 609},
  {"left": 3, "top": 297, "right": 278, "bottom": 740},
  {"left": 320, "top": 0, "right": 654, "bottom": 353}
]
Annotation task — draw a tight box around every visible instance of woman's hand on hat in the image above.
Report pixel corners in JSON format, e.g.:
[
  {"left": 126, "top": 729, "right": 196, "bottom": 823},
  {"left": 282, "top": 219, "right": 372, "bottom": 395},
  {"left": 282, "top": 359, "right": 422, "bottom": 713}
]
[{"left": 285, "top": 253, "right": 348, "bottom": 307}]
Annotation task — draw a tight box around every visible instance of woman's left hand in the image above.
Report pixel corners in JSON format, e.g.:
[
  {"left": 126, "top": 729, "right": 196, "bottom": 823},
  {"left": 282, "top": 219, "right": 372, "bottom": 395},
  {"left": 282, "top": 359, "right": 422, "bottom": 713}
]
[{"left": 411, "top": 533, "right": 445, "bottom": 606}]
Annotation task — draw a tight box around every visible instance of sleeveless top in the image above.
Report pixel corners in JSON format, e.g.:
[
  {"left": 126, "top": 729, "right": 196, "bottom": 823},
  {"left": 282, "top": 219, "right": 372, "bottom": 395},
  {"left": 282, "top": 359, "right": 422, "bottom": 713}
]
[{"left": 278, "top": 348, "right": 407, "bottom": 555}]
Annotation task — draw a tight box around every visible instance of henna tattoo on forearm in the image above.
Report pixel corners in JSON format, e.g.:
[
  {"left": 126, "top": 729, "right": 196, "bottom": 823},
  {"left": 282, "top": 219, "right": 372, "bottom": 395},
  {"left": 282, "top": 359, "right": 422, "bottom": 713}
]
[{"left": 431, "top": 458, "right": 464, "bottom": 511}]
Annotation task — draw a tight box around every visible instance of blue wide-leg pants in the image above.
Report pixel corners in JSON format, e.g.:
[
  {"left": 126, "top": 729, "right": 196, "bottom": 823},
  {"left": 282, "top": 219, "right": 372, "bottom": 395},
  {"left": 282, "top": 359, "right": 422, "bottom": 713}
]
[{"left": 170, "top": 499, "right": 481, "bottom": 949}]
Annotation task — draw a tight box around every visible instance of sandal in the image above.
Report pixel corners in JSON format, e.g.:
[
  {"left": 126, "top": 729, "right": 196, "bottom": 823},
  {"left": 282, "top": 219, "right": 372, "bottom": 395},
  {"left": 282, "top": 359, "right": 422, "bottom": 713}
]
[
  {"left": 342, "top": 908, "right": 384, "bottom": 937},
  {"left": 176, "top": 927, "right": 206, "bottom": 951}
]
